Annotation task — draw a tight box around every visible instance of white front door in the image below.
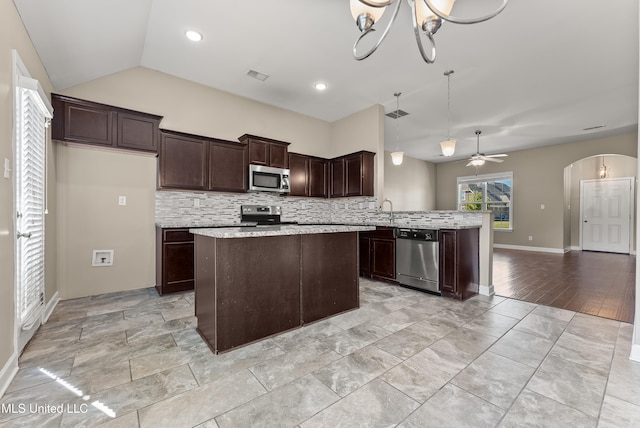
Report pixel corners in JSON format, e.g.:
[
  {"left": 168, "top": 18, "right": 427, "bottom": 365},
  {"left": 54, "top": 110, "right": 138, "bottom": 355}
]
[{"left": 581, "top": 178, "right": 633, "bottom": 254}]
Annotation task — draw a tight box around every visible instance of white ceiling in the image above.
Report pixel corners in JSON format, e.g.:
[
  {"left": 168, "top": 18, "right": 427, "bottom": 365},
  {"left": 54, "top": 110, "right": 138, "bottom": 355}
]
[{"left": 13, "top": 0, "right": 639, "bottom": 163}]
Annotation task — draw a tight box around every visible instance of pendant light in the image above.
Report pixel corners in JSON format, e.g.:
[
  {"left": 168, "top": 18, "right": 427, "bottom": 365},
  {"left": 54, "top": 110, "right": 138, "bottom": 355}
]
[
  {"left": 390, "top": 92, "right": 404, "bottom": 165},
  {"left": 440, "top": 70, "right": 456, "bottom": 157},
  {"left": 599, "top": 156, "right": 608, "bottom": 178}
]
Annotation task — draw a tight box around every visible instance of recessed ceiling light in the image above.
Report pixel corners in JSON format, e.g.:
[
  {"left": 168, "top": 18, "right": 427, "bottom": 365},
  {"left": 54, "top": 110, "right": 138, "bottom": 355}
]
[
  {"left": 185, "top": 30, "right": 203, "bottom": 42},
  {"left": 314, "top": 82, "right": 328, "bottom": 91}
]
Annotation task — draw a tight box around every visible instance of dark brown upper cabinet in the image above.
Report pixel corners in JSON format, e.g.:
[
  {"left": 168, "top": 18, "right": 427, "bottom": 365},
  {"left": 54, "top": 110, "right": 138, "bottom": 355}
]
[
  {"left": 308, "top": 157, "right": 328, "bottom": 198},
  {"left": 345, "top": 151, "right": 375, "bottom": 197},
  {"left": 158, "top": 130, "right": 248, "bottom": 193},
  {"left": 288, "top": 153, "right": 328, "bottom": 198},
  {"left": 330, "top": 158, "right": 345, "bottom": 198},
  {"left": 208, "top": 138, "right": 248, "bottom": 193},
  {"left": 158, "top": 131, "right": 209, "bottom": 190},
  {"left": 288, "top": 153, "right": 309, "bottom": 196},
  {"left": 51, "top": 94, "right": 161, "bottom": 153},
  {"left": 239, "top": 134, "right": 290, "bottom": 169},
  {"left": 330, "top": 151, "right": 375, "bottom": 198}
]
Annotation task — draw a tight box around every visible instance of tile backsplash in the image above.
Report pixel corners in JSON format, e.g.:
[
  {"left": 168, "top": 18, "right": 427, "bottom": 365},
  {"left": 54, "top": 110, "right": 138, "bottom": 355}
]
[{"left": 155, "top": 191, "right": 483, "bottom": 227}]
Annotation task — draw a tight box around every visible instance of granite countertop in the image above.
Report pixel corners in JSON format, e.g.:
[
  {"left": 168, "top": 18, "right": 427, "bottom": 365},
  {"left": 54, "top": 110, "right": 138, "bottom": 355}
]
[
  {"left": 190, "top": 224, "right": 376, "bottom": 239},
  {"left": 158, "top": 220, "right": 481, "bottom": 230},
  {"left": 156, "top": 221, "right": 257, "bottom": 228},
  {"left": 296, "top": 221, "right": 481, "bottom": 230}
]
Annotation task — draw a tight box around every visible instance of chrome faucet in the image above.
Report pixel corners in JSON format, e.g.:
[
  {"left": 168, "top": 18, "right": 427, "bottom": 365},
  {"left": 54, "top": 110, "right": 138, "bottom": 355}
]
[{"left": 380, "top": 198, "right": 394, "bottom": 223}]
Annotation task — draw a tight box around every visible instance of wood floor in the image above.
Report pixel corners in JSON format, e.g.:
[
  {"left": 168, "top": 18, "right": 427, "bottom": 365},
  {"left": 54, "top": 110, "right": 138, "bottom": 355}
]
[{"left": 493, "top": 248, "right": 636, "bottom": 323}]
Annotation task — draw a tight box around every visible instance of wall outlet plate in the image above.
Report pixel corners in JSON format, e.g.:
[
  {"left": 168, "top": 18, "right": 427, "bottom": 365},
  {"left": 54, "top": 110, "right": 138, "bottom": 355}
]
[{"left": 92, "top": 250, "right": 114, "bottom": 266}]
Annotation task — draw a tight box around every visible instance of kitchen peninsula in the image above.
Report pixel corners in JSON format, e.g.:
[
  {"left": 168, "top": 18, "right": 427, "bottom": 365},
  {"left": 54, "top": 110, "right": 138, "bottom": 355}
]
[{"left": 191, "top": 224, "right": 375, "bottom": 353}]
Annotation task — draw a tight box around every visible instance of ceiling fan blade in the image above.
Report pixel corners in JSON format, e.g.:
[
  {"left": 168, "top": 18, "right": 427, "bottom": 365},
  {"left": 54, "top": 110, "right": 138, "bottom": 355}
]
[
  {"left": 483, "top": 157, "right": 504, "bottom": 163},
  {"left": 465, "top": 161, "right": 475, "bottom": 167},
  {"left": 485, "top": 154, "right": 508, "bottom": 158}
]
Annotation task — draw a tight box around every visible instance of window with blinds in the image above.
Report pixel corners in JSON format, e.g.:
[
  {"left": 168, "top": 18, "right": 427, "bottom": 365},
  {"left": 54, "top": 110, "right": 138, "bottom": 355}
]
[{"left": 15, "top": 65, "right": 52, "bottom": 329}]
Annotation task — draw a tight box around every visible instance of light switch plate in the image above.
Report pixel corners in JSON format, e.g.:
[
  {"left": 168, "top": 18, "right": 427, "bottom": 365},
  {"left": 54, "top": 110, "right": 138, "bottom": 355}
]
[
  {"left": 3, "top": 158, "right": 10, "bottom": 179},
  {"left": 118, "top": 196, "right": 126, "bottom": 206}
]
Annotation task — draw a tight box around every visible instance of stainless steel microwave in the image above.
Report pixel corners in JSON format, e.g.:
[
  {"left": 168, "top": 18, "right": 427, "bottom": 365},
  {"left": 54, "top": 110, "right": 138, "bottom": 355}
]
[{"left": 248, "top": 164, "right": 290, "bottom": 193}]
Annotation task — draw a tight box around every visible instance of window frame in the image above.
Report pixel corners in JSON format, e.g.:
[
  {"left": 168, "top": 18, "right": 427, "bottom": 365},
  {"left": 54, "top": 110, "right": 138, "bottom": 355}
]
[{"left": 457, "top": 171, "right": 513, "bottom": 231}]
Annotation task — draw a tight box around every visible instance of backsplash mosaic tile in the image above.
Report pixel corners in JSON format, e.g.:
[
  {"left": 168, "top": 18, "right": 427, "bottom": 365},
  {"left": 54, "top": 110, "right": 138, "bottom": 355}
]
[{"left": 155, "top": 191, "right": 483, "bottom": 228}]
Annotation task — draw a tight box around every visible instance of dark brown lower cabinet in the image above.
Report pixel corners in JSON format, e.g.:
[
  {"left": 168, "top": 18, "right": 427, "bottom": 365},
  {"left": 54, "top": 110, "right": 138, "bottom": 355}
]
[
  {"left": 194, "top": 232, "right": 359, "bottom": 353},
  {"left": 439, "top": 228, "right": 479, "bottom": 300},
  {"left": 301, "top": 232, "right": 359, "bottom": 324},
  {"left": 155, "top": 227, "right": 195, "bottom": 295},
  {"left": 196, "top": 235, "right": 301, "bottom": 352},
  {"left": 359, "top": 227, "right": 396, "bottom": 283}
]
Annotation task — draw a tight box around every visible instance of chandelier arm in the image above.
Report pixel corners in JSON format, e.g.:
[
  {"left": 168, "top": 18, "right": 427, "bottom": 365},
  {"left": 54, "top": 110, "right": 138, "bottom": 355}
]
[
  {"left": 424, "top": 0, "right": 510, "bottom": 25},
  {"left": 357, "top": 0, "right": 394, "bottom": 7},
  {"left": 410, "top": 0, "right": 436, "bottom": 63},
  {"left": 353, "top": 0, "right": 403, "bottom": 61}
]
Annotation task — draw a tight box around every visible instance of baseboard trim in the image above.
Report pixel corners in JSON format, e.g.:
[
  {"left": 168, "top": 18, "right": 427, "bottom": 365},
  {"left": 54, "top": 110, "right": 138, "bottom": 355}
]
[
  {"left": 494, "top": 244, "right": 567, "bottom": 254},
  {"left": 43, "top": 291, "right": 59, "bottom": 324},
  {"left": 0, "top": 352, "right": 18, "bottom": 398},
  {"left": 479, "top": 284, "right": 494, "bottom": 297},
  {"left": 630, "top": 344, "right": 640, "bottom": 363}
]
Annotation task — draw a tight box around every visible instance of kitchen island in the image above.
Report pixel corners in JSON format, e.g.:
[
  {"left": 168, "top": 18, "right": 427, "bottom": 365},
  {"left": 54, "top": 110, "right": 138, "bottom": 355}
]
[{"left": 191, "top": 224, "right": 375, "bottom": 353}]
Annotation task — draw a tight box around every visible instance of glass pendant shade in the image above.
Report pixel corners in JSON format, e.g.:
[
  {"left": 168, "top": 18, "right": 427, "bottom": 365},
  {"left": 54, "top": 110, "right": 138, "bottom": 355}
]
[
  {"left": 470, "top": 158, "right": 485, "bottom": 166},
  {"left": 425, "top": 0, "right": 455, "bottom": 18},
  {"left": 416, "top": 0, "right": 455, "bottom": 31},
  {"left": 350, "top": 0, "right": 385, "bottom": 23},
  {"left": 391, "top": 151, "right": 404, "bottom": 165},
  {"left": 440, "top": 139, "right": 456, "bottom": 157}
]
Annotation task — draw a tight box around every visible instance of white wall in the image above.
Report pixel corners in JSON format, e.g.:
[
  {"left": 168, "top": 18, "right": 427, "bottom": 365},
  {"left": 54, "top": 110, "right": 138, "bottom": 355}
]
[{"left": 383, "top": 151, "right": 436, "bottom": 211}]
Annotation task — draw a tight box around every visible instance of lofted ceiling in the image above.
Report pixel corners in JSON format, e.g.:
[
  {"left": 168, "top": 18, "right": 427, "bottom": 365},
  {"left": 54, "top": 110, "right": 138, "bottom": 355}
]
[{"left": 12, "top": 0, "right": 639, "bottom": 163}]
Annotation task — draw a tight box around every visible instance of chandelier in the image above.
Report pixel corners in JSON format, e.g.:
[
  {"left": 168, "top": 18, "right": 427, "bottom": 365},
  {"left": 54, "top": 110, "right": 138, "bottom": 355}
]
[{"left": 350, "top": 0, "right": 510, "bottom": 63}]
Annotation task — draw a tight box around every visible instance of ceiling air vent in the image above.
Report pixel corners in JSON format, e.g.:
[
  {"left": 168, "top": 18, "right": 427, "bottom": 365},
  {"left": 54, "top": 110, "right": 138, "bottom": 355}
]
[
  {"left": 386, "top": 109, "right": 409, "bottom": 119},
  {"left": 583, "top": 125, "right": 605, "bottom": 131},
  {"left": 246, "top": 69, "right": 270, "bottom": 82}
]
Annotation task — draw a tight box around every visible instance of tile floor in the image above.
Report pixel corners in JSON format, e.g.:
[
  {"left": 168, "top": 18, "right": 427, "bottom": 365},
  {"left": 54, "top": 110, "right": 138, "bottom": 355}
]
[{"left": 1, "top": 279, "right": 639, "bottom": 427}]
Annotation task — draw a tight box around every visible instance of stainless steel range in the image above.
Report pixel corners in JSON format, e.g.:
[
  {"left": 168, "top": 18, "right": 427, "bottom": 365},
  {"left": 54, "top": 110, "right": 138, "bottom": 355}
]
[
  {"left": 240, "top": 205, "right": 297, "bottom": 225},
  {"left": 395, "top": 228, "right": 440, "bottom": 294}
]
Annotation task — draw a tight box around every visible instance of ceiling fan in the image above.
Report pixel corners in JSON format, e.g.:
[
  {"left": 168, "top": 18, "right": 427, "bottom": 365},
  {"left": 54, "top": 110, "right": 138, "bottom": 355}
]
[{"left": 466, "top": 130, "right": 508, "bottom": 167}]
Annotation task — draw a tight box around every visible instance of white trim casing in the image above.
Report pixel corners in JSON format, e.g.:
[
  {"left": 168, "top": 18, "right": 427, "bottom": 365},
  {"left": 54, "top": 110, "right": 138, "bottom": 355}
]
[
  {"left": 0, "top": 352, "right": 19, "bottom": 398},
  {"left": 479, "top": 284, "right": 495, "bottom": 296},
  {"left": 43, "top": 291, "right": 59, "bottom": 323},
  {"left": 630, "top": 344, "right": 640, "bottom": 363}
]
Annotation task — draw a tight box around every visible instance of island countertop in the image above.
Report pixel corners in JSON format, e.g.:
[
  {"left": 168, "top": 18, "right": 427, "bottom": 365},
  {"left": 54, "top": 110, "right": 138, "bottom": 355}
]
[{"left": 190, "top": 224, "right": 376, "bottom": 238}]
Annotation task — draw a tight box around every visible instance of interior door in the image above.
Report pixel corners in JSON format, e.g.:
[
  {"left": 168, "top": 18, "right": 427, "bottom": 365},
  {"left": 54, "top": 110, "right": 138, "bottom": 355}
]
[{"left": 581, "top": 178, "right": 633, "bottom": 254}]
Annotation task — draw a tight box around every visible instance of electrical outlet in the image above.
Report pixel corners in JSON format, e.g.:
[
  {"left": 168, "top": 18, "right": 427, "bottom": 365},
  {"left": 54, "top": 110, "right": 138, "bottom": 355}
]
[
  {"left": 118, "top": 196, "right": 127, "bottom": 206},
  {"left": 528, "top": 236, "right": 533, "bottom": 241},
  {"left": 540, "top": 204, "right": 545, "bottom": 210}
]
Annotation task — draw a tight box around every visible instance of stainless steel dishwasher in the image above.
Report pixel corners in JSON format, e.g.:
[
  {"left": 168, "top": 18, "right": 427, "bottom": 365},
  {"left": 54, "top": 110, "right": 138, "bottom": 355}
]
[{"left": 395, "top": 228, "right": 440, "bottom": 294}]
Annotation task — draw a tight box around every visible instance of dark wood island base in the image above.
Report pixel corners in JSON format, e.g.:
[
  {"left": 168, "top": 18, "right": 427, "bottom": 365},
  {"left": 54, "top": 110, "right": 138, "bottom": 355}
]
[{"left": 194, "top": 230, "right": 362, "bottom": 354}]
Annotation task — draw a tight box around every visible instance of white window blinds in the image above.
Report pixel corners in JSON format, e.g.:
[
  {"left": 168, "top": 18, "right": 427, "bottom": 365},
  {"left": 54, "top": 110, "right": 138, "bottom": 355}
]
[{"left": 15, "top": 73, "right": 52, "bottom": 329}]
